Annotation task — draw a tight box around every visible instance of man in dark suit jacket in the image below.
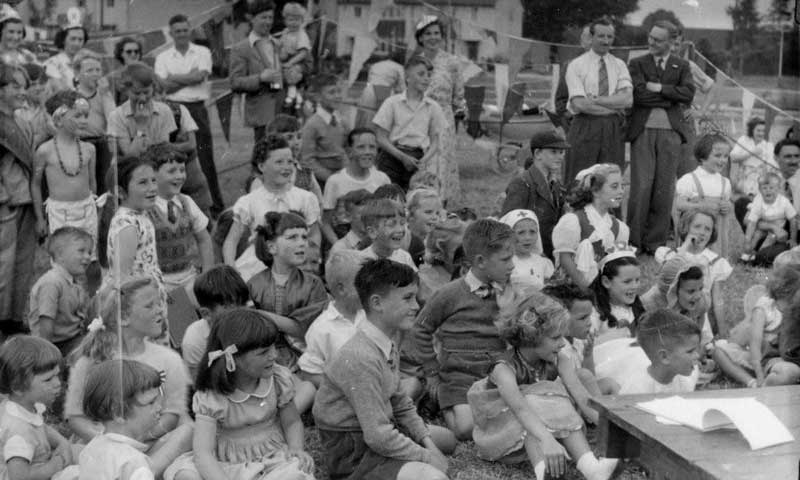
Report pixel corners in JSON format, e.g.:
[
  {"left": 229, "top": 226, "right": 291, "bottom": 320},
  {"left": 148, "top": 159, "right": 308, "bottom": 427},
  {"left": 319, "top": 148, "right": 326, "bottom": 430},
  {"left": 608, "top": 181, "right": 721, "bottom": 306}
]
[
  {"left": 501, "top": 131, "right": 570, "bottom": 259},
  {"left": 626, "top": 20, "right": 695, "bottom": 253},
  {"left": 229, "top": 0, "right": 283, "bottom": 142}
]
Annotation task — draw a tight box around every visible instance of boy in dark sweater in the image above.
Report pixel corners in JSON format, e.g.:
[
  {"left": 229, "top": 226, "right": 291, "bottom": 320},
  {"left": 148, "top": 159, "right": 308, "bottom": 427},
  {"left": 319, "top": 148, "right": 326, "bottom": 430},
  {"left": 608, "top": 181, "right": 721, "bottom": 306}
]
[{"left": 405, "top": 219, "right": 515, "bottom": 440}]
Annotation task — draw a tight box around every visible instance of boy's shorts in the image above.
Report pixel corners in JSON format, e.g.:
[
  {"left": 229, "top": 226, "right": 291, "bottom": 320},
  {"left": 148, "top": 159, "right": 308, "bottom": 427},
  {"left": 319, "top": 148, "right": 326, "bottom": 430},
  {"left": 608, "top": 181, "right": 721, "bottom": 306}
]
[{"left": 45, "top": 195, "right": 98, "bottom": 245}]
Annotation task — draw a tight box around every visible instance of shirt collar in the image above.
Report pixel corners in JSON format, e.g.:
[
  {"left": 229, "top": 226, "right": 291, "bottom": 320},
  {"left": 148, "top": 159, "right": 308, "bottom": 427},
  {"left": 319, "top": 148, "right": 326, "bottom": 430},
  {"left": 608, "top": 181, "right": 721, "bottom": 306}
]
[
  {"left": 248, "top": 31, "right": 274, "bottom": 48},
  {"left": 316, "top": 106, "right": 337, "bottom": 125},
  {"left": 227, "top": 376, "right": 274, "bottom": 403},
  {"left": 3, "top": 400, "right": 46, "bottom": 427},
  {"left": 326, "top": 302, "right": 366, "bottom": 326},
  {"left": 155, "top": 195, "right": 182, "bottom": 211},
  {"left": 587, "top": 49, "right": 609, "bottom": 62},
  {"left": 653, "top": 53, "right": 670, "bottom": 66},
  {"left": 169, "top": 43, "right": 199, "bottom": 58},
  {"left": 464, "top": 269, "right": 505, "bottom": 295},
  {"left": 359, "top": 319, "right": 394, "bottom": 361},
  {"left": 51, "top": 262, "right": 76, "bottom": 285},
  {"left": 101, "top": 433, "right": 149, "bottom": 452}
]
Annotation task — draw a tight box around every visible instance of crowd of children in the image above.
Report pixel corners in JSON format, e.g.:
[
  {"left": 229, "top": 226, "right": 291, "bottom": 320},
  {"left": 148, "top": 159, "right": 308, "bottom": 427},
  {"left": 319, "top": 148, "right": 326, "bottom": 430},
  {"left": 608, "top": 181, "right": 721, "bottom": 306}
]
[{"left": 3, "top": 6, "right": 800, "bottom": 480}]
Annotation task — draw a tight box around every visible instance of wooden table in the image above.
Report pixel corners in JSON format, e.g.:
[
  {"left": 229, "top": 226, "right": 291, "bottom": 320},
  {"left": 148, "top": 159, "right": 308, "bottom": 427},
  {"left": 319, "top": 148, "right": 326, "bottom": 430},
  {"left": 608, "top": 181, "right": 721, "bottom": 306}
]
[{"left": 590, "top": 386, "right": 800, "bottom": 480}]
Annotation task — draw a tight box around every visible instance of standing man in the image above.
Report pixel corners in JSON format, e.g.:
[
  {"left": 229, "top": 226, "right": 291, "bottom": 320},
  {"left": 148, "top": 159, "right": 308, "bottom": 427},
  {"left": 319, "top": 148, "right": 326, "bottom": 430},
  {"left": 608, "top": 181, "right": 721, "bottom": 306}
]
[
  {"left": 155, "top": 14, "right": 223, "bottom": 217},
  {"left": 564, "top": 16, "right": 632, "bottom": 183},
  {"left": 626, "top": 21, "right": 695, "bottom": 254},
  {"left": 229, "top": 0, "right": 283, "bottom": 142}
]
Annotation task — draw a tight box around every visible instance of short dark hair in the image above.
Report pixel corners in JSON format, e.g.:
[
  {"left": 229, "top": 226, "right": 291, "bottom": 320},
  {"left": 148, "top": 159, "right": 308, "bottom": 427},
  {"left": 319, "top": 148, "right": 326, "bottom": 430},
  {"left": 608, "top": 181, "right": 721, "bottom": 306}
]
[
  {"left": 589, "top": 16, "right": 615, "bottom": 35},
  {"left": 196, "top": 308, "right": 279, "bottom": 394},
  {"left": 347, "top": 127, "right": 376, "bottom": 147},
  {"left": 251, "top": 134, "right": 290, "bottom": 171},
  {"left": 142, "top": 143, "right": 189, "bottom": 170},
  {"left": 746, "top": 116, "right": 766, "bottom": 138},
  {"left": 774, "top": 138, "right": 800, "bottom": 157},
  {"left": 636, "top": 309, "right": 700, "bottom": 361},
  {"left": 267, "top": 113, "right": 300, "bottom": 134},
  {"left": 404, "top": 55, "right": 433, "bottom": 72},
  {"left": 46, "top": 226, "right": 93, "bottom": 259},
  {"left": 652, "top": 20, "right": 678, "bottom": 39},
  {"left": 114, "top": 37, "right": 143, "bottom": 64},
  {"left": 168, "top": 14, "right": 189, "bottom": 27},
  {"left": 0, "top": 335, "right": 62, "bottom": 394},
  {"left": 44, "top": 89, "right": 84, "bottom": 116},
  {"left": 462, "top": 219, "right": 513, "bottom": 262},
  {"left": 678, "top": 265, "right": 704, "bottom": 285},
  {"left": 372, "top": 183, "right": 406, "bottom": 203},
  {"left": 247, "top": 0, "right": 276, "bottom": 15},
  {"left": 340, "top": 188, "right": 373, "bottom": 211},
  {"left": 310, "top": 73, "right": 338, "bottom": 93},
  {"left": 693, "top": 133, "right": 728, "bottom": 161},
  {"left": 54, "top": 26, "right": 87, "bottom": 51},
  {"left": 542, "top": 283, "right": 595, "bottom": 310},
  {"left": 121, "top": 62, "right": 157, "bottom": 89},
  {"left": 254, "top": 211, "right": 307, "bottom": 267},
  {"left": 193, "top": 265, "right": 249, "bottom": 310},
  {"left": 21, "top": 62, "right": 46, "bottom": 84},
  {"left": 360, "top": 198, "right": 404, "bottom": 230},
  {"left": 116, "top": 155, "right": 156, "bottom": 195},
  {"left": 82, "top": 359, "right": 162, "bottom": 421},
  {"left": 354, "top": 258, "right": 418, "bottom": 312}
]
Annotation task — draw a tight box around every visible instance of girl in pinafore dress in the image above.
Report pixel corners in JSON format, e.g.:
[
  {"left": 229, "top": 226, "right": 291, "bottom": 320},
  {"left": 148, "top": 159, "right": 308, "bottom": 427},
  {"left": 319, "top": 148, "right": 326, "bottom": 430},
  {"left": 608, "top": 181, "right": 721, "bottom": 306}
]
[
  {"left": 164, "top": 308, "right": 314, "bottom": 480},
  {"left": 467, "top": 291, "right": 619, "bottom": 480}
]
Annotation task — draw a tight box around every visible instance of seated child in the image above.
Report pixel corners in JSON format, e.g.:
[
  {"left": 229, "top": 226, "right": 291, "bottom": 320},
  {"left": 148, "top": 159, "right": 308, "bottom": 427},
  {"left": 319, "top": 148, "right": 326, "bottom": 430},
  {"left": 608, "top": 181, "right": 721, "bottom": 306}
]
[
  {"left": 760, "top": 262, "right": 800, "bottom": 385},
  {"left": 552, "top": 163, "right": 629, "bottom": 288},
  {"left": 31, "top": 90, "right": 97, "bottom": 243},
  {"left": 359, "top": 198, "right": 417, "bottom": 270},
  {"left": 27, "top": 227, "right": 92, "bottom": 357},
  {"left": 247, "top": 212, "right": 327, "bottom": 412},
  {"left": 262, "top": 114, "right": 323, "bottom": 203},
  {"left": 674, "top": 134, "right": 736, "bottom": 256},
  {"left": 742, "top": 170, "right": 797, "bottom": 262},
  {"left": 499, "top": 209, "right": 555, "bottom": 292},
  {"left": 313, "top": 259, "right": 452, "bottom": 480},
  {"left": 655, "top": 208, "right": 733, "bottom": 336},
  {"left": 618, "top": 309, "right": 701, "bottom": 395},
  {"left": 590, "top": 251, "right": 645, "bottom": 344},
  {"left": 223, "top": 135, "right": 321, "bottom": 282},
  {"left": 418, "top": 216, "right": 467, "bottom": 304},
  {"left": 322, "top": 127, "right": 390, "bottom": 245},
  {"left": 542, "top": 283, "right": 613, "bottom": 423},
  {"left": 406, "top": 188, "right": 443, "bottom": 267},
  {"left": 278, "top": 2, "right": 311, "bottom": 110},
  {"left": 181, "top": 265, "right": 250, "bottom": 379},
  {"left": 143, "top": 143, "right": 214, "bottom": 302},
  {"left": 329, "top": 188, "right": 373, "bottom": 254},
  {"left": 467, "top": 291, "right": 618, "bottom": 480},
  {"left": 65, "top": 279, "right": 191, "bottom": 477},
  {"left": 297, "top": 249, "right": 366, "bottom": 387},
  {"left": 164, "top": 308, "right": 314, "bottom": 480},
  {"left": 405, "top": 219, "right": 515, "bottom": 440},
  {"left": 0, "top": 336, "right": 77, "bottom": 480},
  {"left": 78, "top": 359, "right": 184, "bottom": 480}
]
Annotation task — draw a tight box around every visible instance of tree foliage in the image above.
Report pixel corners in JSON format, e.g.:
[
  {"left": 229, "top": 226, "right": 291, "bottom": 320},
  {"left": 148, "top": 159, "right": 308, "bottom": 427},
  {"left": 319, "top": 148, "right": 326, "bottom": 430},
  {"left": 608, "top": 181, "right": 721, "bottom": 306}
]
[
  {"left": 26, "top": 0, "right": 58, "bottom": 28},
  {"left": 726, "top": 0, "right": 762, "bottom": 72},
  {"left": 522, "top": 0, "right": 640, "bottom": 43}
]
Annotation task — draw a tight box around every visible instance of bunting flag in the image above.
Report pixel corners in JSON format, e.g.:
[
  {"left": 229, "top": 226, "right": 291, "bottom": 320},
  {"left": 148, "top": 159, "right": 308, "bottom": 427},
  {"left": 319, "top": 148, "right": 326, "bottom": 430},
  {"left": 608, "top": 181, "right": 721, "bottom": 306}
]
[
  {"left": 506, "top": 36, "right": 529, "bottom": 89},
  {"left": 741, "top": 89, "right": 756, "bottom": 129},
  {"left": 494, "top": 64, "right": 509, "bottom": 120},
  {"left": 502, "top": 83, "right": 526, "bottom": 124},
  {"left": 214, "top": 91, "right": 234, "bottom": 144},
  {"left": 367, "top": 0, "right": 393, "bottom": 32},
  {"left": 348, "top": 35, "right": 377, "bottom": 88},
  {"left": 464, "top": 84, "right": 486, "bottom": 139}
]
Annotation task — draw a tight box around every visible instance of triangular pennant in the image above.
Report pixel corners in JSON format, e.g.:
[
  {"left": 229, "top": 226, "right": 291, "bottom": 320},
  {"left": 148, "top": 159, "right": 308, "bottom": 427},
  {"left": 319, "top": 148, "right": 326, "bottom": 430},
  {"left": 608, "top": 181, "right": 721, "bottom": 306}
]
[
  {"left": 214, "top": 92, "right": 234, "bottom": 144},
  {"left": 348, "top": 36, "right": 377, "bottom": 87},
  {"left": 507, "top": 36, "right": 530, "bottom": 86},
  {"left": 503, "top": 82, "right": 526, "bottom": 124},
  {"left": 494, "top": 63, "right": 509, "bottom": 118},
  {"left": 367, "top": 0, "right": 393, "bottom": 32},
  {"left": 464, "top": 84, "right": 486, "bottom": 139}
]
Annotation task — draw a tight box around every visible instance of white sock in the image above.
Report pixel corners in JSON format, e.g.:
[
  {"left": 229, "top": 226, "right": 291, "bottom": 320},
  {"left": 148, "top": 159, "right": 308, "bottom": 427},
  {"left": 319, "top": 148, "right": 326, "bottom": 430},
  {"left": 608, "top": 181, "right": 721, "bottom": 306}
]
[
  {"left": 287, "top": 85, "right": 297, "bottom": 98},
  {"left": 534, "top": 461, "right": 547, "bottom": 480},
  {"left": 577, "top": 452, "right": 619, "bottom": 480}
]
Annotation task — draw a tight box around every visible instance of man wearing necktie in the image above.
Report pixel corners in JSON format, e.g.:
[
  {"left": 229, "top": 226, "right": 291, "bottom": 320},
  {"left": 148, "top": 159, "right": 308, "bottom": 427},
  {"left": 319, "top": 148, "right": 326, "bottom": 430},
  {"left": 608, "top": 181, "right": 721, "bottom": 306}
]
[
  {"left": 626, "top": 21, "right": 695, "bottom": 255},
  {"left": 563, "top": 16, "right": 633, "bottom": 184}
]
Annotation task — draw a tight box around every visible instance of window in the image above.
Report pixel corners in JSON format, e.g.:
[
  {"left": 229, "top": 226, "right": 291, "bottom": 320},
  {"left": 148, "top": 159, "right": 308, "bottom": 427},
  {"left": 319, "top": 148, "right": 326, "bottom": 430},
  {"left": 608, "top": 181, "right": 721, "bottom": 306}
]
[{"left": 354, "top": 6, "right": 361, "bottom": 17}]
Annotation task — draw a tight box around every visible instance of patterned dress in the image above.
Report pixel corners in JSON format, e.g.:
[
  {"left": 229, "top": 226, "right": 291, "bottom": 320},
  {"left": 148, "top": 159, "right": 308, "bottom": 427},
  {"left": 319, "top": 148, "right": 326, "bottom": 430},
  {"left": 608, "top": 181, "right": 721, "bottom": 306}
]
[{"left": 424, "top": 49, "right": 465, "bottom": 205}]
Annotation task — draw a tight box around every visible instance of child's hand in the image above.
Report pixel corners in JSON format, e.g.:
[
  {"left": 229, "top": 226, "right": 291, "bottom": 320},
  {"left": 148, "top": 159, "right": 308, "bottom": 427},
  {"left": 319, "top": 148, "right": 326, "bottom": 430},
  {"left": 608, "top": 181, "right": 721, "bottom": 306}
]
[
  {"left": 97, "top": 76, "right": 109, "bottom": 93},
  {"left": 422, "top": 438, "right": 449, "bottom": 474},
  {"left": 287, "top": 449, "right": 314, "bottom": 473},
  {"left": 541, "top": 434, "right": 568, "bottom": 478},
  {"left": 583, "top": 333, "right": 596, "bottom": 358},
  {"left": 53, "top": 441, "right": 72, "bottom": 466},
  {"left": 719, "top": 201, "right": 732, "bottom": 215}
]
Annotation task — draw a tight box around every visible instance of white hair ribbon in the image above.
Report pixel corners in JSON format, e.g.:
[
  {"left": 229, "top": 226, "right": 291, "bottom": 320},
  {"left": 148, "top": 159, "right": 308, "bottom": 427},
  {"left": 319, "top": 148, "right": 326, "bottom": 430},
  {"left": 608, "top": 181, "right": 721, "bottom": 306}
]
[{"left": 208, "top": 344, "right": 238, "bottom": 372}]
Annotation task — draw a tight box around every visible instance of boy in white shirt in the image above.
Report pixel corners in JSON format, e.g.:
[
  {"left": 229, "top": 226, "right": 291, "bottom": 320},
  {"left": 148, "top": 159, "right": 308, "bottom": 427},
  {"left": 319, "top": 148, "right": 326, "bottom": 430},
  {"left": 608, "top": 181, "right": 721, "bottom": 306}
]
[
  {"left": 618, "top": 309, "right": 701, "bottom": 395},
  {"left": 359, "top": 198, "right": 417, "bottom": 270},
  {"left": 298, "top": 249, "right": 366, "bottom": 386},
  {"left": 742, "top": 171, "right": 798, "bottom": 261}
]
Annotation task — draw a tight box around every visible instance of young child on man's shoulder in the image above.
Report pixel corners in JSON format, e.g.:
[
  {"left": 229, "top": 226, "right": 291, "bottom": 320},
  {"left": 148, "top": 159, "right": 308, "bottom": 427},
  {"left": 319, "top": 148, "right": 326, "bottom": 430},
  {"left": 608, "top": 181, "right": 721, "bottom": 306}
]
[
  {"left": 143, "top": 143, "right": 214, "bottom": 294},
  {"left": 297, "top": 249, "right": 366, "bottom": 387},
  {"left": 467, "top": 291, "right": 618, "bottom": 480},
  {"left": 28, "top": 227, "right": 92, "bottom": 357},
  {"left": 78, "top": 359, "right": 182, "bottom": 480},
  {"left": 278, "top": 2, "right": 311, "bottom": 110},
  {"left": 0, "top": 336, "right": 78, "bottom": 480},
  {"left": 31, "top": 90, "right": 97, "bottom": 242},
  {"left": 330, "top": 189, "right": 373, "bottom": 254},
  {"left": 675, "top": 133, "right": 735, "bottom": 255},
  {"left": 181, "top": 265, "right": 250, "bottom": 380},
  {"left": 618, "top": 309, "right": 701, "bottom": 395},
  {"left": 405, "top": 218, "right": 515, "bottom": 440},
  {"left": 543, "top": 283, "right": 614, "bottom": 425},
  {"left": 359, "top": 197, "right": 417, "bottom": 270},
  {"left": 742, "top": 170, "right": 798, "bottom": 262},
  {"left": 300, "top": 74, "right": 348, "bottom": 187}
]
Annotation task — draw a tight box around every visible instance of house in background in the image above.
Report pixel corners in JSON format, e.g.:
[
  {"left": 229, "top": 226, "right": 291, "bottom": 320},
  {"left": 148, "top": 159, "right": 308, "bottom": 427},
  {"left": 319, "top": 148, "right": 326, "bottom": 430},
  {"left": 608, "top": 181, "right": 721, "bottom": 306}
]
[{"left": 335, "top": 0, "right": 523, "bottom": 61}]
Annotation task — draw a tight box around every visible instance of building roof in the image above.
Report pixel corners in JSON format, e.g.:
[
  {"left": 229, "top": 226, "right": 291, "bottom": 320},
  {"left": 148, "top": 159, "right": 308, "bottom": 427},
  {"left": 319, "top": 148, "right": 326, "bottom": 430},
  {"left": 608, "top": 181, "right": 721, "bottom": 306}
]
[{"left": 340, "top": 0, "right": 495, "bottom": 6}]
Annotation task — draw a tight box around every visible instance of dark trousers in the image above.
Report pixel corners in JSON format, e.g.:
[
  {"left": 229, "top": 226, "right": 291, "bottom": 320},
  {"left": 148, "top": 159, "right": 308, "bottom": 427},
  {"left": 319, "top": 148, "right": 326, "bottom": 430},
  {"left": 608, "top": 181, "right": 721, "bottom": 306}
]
[
  {"left": 0, "top": 205, "right": 35, "bottom": 333},
  {"left": 628, "top": 128, "right": 681, "bottom": 250},
  {"left": 179, "top": 101, "right": 223, "bottom": 215},
  {"left": 83, "top": 136, "right": 112, "bottom": 194},
  {"left": 564, "top": 114, "right": 626, "bottom": 184},
  {"left": 376, "top": 145, "right": 424, "bottom": 191},
  {"left": 676, "top": 120, "right": 697, "bottom": 178},
  {"left": 254, "top": 126, "right": 267, "bottom": 143}
]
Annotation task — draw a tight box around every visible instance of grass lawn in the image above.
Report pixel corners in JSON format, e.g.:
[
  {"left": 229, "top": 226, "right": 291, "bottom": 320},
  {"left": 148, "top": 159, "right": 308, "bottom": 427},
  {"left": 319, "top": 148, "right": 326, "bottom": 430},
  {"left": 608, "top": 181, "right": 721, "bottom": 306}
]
[{"left": 37, "top": 105, "right": 768, "bottom": 479}]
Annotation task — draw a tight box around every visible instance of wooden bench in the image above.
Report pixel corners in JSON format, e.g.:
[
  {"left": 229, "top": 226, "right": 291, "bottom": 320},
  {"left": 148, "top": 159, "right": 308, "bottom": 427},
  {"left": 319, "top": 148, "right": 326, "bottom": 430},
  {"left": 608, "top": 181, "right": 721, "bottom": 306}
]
[{"left": 589, "top": 385, "right": 800, "bottom": 480}]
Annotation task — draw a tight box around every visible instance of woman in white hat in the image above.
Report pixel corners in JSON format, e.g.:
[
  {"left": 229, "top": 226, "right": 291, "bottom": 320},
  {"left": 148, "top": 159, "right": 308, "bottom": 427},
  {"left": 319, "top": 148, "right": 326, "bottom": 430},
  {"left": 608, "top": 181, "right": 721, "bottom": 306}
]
[
  {"left": 415, "top": 15, "right": 465, "bottom": 206},
  {"left": 0, "top": 4, "right": 36, "bottom": 66},
  {"left": 43, "top": 9, "right": 89, "bottom": 92}
]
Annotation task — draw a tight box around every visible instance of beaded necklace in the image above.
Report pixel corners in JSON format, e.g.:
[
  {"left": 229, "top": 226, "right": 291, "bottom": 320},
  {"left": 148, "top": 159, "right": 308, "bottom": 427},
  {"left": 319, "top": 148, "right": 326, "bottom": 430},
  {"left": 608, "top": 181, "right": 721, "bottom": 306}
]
[{"left": 54, "top": 136, "right": 84, "bottom": 177}]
